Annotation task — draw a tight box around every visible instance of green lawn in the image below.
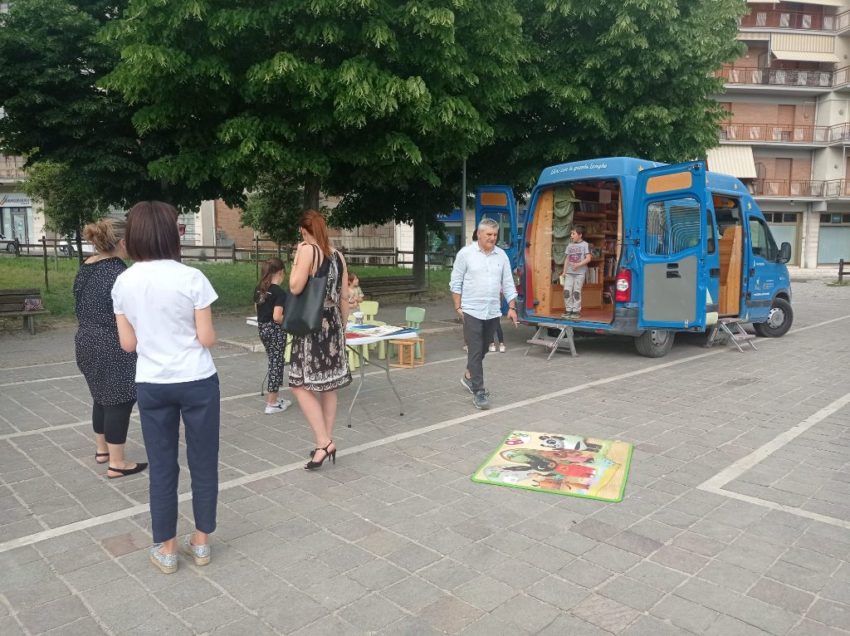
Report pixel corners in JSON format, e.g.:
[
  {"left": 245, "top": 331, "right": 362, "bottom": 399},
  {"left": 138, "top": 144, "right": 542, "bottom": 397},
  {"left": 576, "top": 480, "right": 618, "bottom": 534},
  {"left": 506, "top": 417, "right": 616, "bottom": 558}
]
[{"left": 0, "top": 255, "right": 450, "bottom": 319}]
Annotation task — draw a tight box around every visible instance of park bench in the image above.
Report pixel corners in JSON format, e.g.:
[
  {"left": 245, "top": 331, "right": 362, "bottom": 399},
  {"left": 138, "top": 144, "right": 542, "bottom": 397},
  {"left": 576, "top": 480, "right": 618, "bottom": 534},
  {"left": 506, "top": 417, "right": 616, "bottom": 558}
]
[
  {"left": 360, "top": 276, "right": 427, "bottom": 299},
  {"left": 0, "top": 288, "right": 50, "bottom": 334}
]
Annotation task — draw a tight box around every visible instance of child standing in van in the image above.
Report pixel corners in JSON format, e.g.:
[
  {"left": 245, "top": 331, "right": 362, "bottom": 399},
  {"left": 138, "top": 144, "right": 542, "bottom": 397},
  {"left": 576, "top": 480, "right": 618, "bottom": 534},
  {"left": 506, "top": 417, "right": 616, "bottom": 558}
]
[{"left": 561, "top": 225, "right": 591, "bottom": 319}]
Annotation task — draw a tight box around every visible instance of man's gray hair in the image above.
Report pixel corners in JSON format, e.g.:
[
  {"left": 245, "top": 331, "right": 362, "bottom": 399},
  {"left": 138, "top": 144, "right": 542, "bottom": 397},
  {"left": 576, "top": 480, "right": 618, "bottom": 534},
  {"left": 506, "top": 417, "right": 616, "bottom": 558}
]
[{"left": 477, "top": 217, "right": 499, "bottom": 232}]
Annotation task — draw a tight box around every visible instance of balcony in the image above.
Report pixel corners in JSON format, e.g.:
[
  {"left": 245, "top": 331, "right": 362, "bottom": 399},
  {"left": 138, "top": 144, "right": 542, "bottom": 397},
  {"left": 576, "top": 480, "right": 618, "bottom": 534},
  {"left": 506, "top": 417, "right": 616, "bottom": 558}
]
[
  {"left": 751, "top": 180, "right": 826, "bottom": 197},
  {"left": 719, "top": 65, "right": 833, "bottom": 88},
  {"left": 740, "top": 9, "right": 835, "bottom": 32},
  {"left": 824, "top": 179, "right": 850, "bottom": 197},
  {"left": 0, "top": 156, "right": 26, "bottom": 182},
  {"left": 720, "top": 122, "right": 833, "bottom": 144},
  {"left": 750, "top": 179, "right": 850, "bottom": 199}
]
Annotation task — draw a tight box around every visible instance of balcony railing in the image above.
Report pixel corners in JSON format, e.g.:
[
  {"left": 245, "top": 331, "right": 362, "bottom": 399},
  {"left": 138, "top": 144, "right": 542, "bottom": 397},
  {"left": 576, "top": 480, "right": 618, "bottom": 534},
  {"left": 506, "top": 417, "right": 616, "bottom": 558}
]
[
  {"left": 750, "top": 179, "right": 850, "bottom": 198},
  {"left": 720, "top": 123, "right": 833, "bottom": 144},
  {"left": 740, "top": 9, "right": 834, "bottom": 32},
  {"left": 824, "top": 179, "right": 850, "bottom": 197},
  {"left": 750, "top": 180, "right": 826, "bottom": 197},
  {"left": 0, "top": 165, "right": 26, "bottom": 180},
  {"left": 718, "top": 65, "right": 833, "bottom": 88}
]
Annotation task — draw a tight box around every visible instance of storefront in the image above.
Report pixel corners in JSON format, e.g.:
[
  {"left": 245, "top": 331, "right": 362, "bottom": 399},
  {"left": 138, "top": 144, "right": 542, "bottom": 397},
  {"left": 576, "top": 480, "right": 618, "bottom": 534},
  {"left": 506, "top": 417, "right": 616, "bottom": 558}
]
[
  {"left": 0, "top": 193, "right": 34, "bottom": 245},
  {"left": 818, "top": 212, "right": 850, "bottom": 264},
  {"left": 763, "top": 211, "right": 800, "bottom": 265}
]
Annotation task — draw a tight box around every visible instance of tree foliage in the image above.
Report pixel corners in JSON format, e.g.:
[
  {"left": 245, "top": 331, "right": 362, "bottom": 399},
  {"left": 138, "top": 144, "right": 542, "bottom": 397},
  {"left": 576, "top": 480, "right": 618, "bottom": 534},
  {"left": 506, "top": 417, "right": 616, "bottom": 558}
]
[
  {"left": 101, "top": 0, "right": 527, "bottom": 211},
  {"left": 0, "top": 0, "right": 219, "bottom": 208},
  {"left": 240, "top": 174, "right": 303, "bottom": 245},
  {"left": 470, "top": 0, "right": 747, "bottom": 192},
  {"left": 24, "top": 161, "right": 100, "bottom": 262}
]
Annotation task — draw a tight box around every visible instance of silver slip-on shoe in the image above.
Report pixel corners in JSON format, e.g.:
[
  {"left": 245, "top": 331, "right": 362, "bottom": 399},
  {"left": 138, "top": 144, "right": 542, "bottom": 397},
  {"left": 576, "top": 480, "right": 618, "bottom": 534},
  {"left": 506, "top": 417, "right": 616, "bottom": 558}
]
[
  {"left": 181, "top": 535, "right": 211, "bottom": 566},
  {"left": 149, "top": 545, "right": 178, "bottom": 574}
]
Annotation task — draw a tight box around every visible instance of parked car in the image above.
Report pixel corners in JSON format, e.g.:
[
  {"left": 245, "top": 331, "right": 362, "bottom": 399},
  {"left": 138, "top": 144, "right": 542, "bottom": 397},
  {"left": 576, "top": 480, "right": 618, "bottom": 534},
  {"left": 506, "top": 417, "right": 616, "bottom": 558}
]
[
  {"left": 0, "top": 233, "right": 19, "bottom": 253},
  {"left": 58, "top": 240, "right": 96, "bottom": 256}
]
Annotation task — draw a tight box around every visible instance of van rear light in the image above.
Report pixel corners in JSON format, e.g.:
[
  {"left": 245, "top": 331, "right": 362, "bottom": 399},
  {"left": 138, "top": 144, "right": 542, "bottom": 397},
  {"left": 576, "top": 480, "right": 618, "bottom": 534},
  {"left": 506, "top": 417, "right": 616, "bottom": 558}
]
[{"left": 615, "top": 269, "right": 632, "bottom": 302}]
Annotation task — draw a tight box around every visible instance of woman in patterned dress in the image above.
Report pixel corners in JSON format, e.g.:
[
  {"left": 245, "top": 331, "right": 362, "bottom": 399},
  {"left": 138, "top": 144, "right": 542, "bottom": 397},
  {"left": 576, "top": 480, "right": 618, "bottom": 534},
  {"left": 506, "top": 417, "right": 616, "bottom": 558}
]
[
  {"left": 288, "top": 210, "right": 352, "bottom": 469},
  {"left": 74, "top": 218, "right": 147, "bottom": 479}
]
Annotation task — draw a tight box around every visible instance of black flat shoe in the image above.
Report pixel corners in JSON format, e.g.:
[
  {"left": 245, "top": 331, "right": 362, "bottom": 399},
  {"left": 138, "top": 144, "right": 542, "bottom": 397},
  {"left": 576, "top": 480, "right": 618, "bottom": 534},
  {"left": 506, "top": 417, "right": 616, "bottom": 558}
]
[{"left": 107, "top": 463, "right": 148, "bottom": 479}]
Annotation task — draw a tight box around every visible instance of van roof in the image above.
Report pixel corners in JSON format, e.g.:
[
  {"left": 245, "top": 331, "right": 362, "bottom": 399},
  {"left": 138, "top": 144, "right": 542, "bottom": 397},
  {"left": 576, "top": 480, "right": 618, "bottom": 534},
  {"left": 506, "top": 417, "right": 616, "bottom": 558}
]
[
  {"left": 537, "top": 156, "right": 751, "bottom": 195},
  {"left": 537, "top": 157, "right": 663, "bottom": 187}
]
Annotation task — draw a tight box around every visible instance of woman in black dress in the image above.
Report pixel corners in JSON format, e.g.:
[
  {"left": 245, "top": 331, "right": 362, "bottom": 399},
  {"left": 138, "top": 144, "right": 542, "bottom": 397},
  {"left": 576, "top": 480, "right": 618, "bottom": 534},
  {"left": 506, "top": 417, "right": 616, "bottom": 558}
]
[
  {"left": 288, "top": 210, "right": 352, "bottom": 469},
  {"left": 74, "top": 218, "right": 147, "bottom": 479}
]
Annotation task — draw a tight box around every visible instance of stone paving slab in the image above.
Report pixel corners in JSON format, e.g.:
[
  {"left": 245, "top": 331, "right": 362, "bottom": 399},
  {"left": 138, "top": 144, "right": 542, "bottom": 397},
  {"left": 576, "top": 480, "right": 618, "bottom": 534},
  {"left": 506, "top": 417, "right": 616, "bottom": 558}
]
[{"left": 0, "top": 282, "right": 848, "bottom": 634}]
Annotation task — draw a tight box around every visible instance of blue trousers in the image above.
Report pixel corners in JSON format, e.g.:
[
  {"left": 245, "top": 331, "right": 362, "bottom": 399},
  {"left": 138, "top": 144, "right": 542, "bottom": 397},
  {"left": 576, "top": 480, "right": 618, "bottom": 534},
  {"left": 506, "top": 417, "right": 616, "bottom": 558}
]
[{"left": 137, "top": 374, "right": 220, "bottom": 543}]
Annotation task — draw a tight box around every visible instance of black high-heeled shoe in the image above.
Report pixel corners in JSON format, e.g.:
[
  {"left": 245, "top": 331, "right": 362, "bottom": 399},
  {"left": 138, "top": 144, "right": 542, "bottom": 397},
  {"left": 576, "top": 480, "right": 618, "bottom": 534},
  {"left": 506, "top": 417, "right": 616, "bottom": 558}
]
[{"left": 305, "top": 441, "right": 336, "bottom": 470}]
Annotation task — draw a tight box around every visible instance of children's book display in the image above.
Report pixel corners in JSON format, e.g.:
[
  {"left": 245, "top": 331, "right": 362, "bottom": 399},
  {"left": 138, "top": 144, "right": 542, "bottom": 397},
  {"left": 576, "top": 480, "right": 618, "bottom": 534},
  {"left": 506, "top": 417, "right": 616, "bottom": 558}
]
[
  {"left": 345, "top": 325, "right": 415, "bottom": 339},
  {"left": 472, "top": 431, "right": 633, "bottom": 502}
]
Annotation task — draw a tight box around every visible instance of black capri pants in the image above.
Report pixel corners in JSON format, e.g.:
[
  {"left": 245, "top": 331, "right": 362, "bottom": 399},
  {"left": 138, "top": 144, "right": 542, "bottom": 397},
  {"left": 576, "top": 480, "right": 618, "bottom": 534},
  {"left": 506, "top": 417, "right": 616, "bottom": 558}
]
[{"left": 92, "top": 400, "right": 136, "bottom": 445}]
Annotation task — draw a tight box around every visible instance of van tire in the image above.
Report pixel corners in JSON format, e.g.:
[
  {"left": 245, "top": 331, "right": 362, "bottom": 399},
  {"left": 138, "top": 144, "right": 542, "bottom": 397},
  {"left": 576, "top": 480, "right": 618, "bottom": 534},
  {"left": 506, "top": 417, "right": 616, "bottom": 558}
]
[
  {"left": 634, "top": 329, "right": 675, "bottom": 358},
  {"left": 753, "top": 297, "right": 793, "bottom": 338}
]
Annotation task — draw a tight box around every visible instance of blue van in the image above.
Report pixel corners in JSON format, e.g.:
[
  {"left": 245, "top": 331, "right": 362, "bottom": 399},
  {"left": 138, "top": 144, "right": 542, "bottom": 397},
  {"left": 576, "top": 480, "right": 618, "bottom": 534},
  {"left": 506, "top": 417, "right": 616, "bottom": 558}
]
[{"left": 475, "top": 157, "right": 793, "bottom": 357}]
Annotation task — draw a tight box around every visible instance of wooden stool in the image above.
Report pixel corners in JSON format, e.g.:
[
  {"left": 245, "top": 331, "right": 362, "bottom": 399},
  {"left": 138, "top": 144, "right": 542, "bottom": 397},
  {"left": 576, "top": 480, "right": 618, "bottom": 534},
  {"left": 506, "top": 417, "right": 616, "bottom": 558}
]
[{"left": 389, "top": 337, "right": 425, "bottom": 368}]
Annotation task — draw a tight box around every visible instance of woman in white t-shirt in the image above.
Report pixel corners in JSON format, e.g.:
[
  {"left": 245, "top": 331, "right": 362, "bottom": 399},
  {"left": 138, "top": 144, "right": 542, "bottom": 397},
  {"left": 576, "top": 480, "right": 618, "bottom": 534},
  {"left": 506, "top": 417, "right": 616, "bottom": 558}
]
[{"left": 113, "top": 201, "right": 220, "bottom": 575}]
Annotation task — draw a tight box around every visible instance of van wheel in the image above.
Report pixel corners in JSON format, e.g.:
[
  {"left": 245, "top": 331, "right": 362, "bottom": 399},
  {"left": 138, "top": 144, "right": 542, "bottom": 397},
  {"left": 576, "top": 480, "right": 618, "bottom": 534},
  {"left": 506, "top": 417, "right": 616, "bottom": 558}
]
[
  {"left": 634, "top": 329, "right": 675, "bottom": 358},
  {"left": 753, "top": 297, "right": 793, "bottom": 338}
]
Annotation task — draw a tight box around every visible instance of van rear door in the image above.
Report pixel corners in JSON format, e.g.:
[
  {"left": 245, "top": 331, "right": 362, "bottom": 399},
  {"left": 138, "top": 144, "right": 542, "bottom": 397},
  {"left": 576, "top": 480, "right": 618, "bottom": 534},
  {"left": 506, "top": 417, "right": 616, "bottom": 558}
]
[
  {"left": 634, "top": 162, "right": 708, "bottom": 331},
  {"left": 475, "top": 186, "right": 519, "bottom": 270}
]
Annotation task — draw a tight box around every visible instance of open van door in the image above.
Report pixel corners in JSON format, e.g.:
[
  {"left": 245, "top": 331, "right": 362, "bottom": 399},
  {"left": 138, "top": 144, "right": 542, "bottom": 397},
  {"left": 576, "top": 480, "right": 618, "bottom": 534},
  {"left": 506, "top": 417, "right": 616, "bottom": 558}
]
[
  {"left": 475, "top": 186, "right": 519, "bottom": 270},
  {"left": 634, "top": 162, "right": 708, "bottom": 331}
]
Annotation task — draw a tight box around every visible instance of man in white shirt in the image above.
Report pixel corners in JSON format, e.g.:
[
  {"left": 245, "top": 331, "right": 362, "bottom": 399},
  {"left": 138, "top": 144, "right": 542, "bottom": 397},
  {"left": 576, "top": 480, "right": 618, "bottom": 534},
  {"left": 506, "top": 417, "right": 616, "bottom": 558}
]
[{"left": 450, "top": 218, "right": 518, "bottom": 410}]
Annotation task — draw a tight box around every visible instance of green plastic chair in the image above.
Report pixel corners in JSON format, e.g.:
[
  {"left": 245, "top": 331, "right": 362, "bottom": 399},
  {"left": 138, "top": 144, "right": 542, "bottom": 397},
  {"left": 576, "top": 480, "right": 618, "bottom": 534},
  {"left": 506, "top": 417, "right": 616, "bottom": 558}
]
[{"left": 389, "top": 306, "right": 426, "bottom": 359}]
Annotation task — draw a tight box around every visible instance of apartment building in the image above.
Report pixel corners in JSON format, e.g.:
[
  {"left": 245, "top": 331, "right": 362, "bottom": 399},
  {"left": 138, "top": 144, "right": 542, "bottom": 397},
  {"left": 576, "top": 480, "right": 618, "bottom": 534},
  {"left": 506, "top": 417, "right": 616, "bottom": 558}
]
[{"left": 711, "top": 0, "right": 850, "bottom": 268}]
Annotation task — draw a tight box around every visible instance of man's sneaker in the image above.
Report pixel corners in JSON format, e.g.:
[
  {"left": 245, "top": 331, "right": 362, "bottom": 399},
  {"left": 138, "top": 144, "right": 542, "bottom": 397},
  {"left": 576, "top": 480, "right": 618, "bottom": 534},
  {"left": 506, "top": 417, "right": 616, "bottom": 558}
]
[
  {"left": 472, "top": 391, "right": 491, "bottom": 410},
  {"left": 499, "top": 343, "right": 506, "bottom": 353},
  {"left": 488, "top": 343, "right": 496, "bottom": 352},
  {"left": 264, "top": 399, "right": 291, "bottom": 414},
  {"left": 460, "top": 376, "right": 474, "bottom": 394}
]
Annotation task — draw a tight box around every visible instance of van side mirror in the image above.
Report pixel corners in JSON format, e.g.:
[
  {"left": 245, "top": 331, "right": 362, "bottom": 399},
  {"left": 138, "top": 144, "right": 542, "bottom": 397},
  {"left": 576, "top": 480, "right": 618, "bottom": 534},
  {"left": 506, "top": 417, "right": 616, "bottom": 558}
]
[{"left": 777, "top": 242, "right": 791, "bottom": 264}]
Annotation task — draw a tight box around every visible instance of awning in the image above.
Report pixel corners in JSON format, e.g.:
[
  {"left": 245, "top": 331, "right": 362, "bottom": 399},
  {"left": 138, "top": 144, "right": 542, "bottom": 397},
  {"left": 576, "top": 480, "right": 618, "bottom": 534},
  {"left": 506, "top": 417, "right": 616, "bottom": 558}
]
[
  {"left": 772, "top": 49, "right": 840, "bottom": 63},
  {"left": 706, "top": 146, "right": 757, "bottom": 180}
]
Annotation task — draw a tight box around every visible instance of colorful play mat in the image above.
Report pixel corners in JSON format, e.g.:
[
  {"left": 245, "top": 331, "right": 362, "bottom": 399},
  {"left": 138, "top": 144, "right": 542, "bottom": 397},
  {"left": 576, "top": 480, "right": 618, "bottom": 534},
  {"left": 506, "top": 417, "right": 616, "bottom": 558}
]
[{"left": 472, "top": 431, "right": 633, "bottom": 502}]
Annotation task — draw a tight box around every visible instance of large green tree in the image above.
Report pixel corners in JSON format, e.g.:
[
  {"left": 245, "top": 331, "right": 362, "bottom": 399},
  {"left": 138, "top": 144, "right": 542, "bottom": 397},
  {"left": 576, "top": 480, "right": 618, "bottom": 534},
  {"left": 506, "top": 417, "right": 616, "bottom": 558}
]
[
  {"left": 469, "top": 0, "right": 747, "bottom": 192},
  {"left": 101, "top": 0, "right": 528, "bottom": 283},
  {"left": 0, "top": 0, "right": 220, "bottom": 210}
]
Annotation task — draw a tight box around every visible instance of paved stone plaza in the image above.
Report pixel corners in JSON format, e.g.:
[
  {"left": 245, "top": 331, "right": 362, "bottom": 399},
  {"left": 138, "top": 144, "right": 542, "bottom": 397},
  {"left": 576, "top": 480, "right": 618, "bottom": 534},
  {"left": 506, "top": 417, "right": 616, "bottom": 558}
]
[{"left": 1, "top": 279, "right": 849, "bottom": 635}]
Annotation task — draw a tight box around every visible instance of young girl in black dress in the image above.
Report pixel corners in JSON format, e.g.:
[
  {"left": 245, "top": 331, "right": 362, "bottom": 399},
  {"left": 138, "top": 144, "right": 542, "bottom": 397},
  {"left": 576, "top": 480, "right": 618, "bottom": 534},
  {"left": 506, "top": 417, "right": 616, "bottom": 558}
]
[{"left": 254, "top": 258, "right": 291, "bottom": 414}]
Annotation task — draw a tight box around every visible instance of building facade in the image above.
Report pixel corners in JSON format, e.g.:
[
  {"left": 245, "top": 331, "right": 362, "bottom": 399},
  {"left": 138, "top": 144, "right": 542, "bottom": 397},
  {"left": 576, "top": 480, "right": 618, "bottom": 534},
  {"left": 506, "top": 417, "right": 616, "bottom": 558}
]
[
  {"left": 710, "top": 0, "right": 850, "bottom": 268},
  {"left": 0, "top": 154, "right": 44, "bottom": 245}
]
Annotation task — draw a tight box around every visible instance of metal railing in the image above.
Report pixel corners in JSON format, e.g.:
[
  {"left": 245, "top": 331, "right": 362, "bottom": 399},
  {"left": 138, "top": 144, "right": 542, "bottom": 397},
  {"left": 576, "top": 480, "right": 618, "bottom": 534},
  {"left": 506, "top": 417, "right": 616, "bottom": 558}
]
[
  {"left": 718, "top": 66, "right": 833, "bottom": 88},
  {"left": 740, "top": 9, "right": 835, "bottom": 32},
  {"left": 750, "top": 180, "right": 826, "bottom": 197},
  {"left": 747, "top": 179, "right": 850, "bottom": 199},
  {"left": 720, "top": 122, "right": 832, "bottom": 144}
]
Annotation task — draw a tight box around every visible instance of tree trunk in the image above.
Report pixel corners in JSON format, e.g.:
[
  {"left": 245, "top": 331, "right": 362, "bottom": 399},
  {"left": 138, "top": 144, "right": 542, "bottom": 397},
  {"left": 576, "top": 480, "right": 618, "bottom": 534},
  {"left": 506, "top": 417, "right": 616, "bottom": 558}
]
[
  {"left": 302, "top": 176, "right": 320, "bottom": 211},
  {"left": 412, "top": 211, "right": 428, "bottom": 289}
]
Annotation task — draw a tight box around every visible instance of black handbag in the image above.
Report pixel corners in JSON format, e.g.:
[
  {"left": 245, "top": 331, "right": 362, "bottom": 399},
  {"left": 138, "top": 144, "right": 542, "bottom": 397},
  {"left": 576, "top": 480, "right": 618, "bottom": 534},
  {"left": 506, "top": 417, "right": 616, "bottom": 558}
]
[{"left": 282, "top": 245, "right": 327, "bottom": 336}]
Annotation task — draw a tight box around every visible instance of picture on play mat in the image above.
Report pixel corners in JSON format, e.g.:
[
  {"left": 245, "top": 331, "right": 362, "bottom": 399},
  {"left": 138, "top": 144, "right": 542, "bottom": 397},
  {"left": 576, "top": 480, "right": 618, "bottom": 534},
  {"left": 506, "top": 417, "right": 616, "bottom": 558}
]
[{"left": 472, "top": 431, "right": 633, "bottom": 502}]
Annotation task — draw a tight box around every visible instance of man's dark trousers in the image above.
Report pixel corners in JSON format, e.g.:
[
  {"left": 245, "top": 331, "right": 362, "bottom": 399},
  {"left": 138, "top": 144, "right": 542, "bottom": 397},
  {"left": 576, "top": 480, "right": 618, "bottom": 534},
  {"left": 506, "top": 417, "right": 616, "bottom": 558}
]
[{"left": 462, "top": 313, "right": 499, "bottom": 393}]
